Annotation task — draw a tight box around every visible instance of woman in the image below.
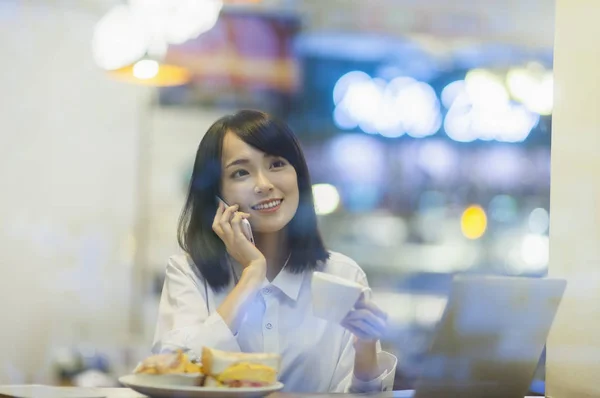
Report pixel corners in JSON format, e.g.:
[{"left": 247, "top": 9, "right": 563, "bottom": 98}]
[{"left": 153, "top": 110, "right": 396, "bottom": 393}]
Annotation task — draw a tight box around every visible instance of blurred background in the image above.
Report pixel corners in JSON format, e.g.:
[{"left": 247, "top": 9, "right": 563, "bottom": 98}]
[{"left": 0, "top": 0, "right": 554, "bottom": 393}]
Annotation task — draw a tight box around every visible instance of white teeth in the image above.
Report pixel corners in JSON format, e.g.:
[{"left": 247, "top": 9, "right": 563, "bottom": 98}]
[{"left": 254, "top": 200, "right": 281, "bottom": 210}]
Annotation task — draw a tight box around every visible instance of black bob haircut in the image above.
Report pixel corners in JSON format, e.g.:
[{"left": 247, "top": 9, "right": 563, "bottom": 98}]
[{"left": 177, "top": 109, "right": 329, "bottom": 290}]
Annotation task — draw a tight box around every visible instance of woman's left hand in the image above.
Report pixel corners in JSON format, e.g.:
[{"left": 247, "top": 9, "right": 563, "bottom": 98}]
[
  {"left": 341, "top": 293, "right": 387, "bottom": 342},
  {"left": 342, "top": 293, "right": 388, "bottom": 381}
]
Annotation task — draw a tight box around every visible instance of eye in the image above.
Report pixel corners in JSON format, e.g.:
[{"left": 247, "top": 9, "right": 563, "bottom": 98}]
[
  {"left": 270, "top": 159, "right": 287, "bottom": 169},
  {"left": 230, "top": 169, "right": 249, "bottom": 179}
]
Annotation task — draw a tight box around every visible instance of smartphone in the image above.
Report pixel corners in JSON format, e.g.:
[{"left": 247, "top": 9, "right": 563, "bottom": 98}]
[{"left": 216, "top": 196, "right": 255, "bottom": 245}]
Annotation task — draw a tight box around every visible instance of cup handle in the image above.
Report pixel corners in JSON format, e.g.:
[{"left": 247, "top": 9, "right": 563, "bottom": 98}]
[
  {"left": 360, "top": 286, "right": 372, "bottom": 298},
  {"left": 352, "top": 286, "right": 372, "bottom": 309}
]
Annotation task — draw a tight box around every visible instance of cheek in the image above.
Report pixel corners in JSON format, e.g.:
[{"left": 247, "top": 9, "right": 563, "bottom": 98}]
[
  {"left": 221, "top": 181, "right": 252, "bottom": 204},
  {"left": 282, "top": 176, "right": 300, "bottom": 212},
  {"left": 281, "top": 171, "right": 299, "bottom": 196}
]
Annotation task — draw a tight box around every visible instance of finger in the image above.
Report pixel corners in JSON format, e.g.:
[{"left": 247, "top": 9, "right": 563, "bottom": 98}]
[
  {"left": 355, "top": 320, "right": 383, "bottom": 339},
  {"left": 346, "top": 317, "right": 384, "bottom": 339},
  {"left": 345, "top": 326, "right": 369, "bottom": 340},
  {"left": 341, "top": 318, "right": 366, "bottom": 339},
  {"left": 354, "top": 291, "right": 369, "bottom": 309},
  {"left": 355, "top": 298, "right": 387, "bottom": 320},
  {"left": 344, "top": 309, "right": 387, "bottom": 332},
  {"left": 230, "top": 212, "right": 245, "bottom": 240},
  {"left": 212, "top": 202, "right": 226, "bottom": 235},
  {"left": 216, "top": 200, "right": 225, "bottom": 215},
  {"left": 342, "top": 319, "right": 380, "bottom": 340},
  {"left": 234, "top": 211, "right": 251, "bottom": 220},
  {"left": 212, "top": 224, "right": 224, "bottom": 238},
  {"left": 219, "top": 204, "right": 239, "bottom": 237},
  {"left": 219, "top": 220, "right": 233, "bottom": 241},
  {"left": 222, "top": 203, "right": 239, "bottom": 221},
  {"left": 345, "top": 308, "right": 385, "bottom": 327}
]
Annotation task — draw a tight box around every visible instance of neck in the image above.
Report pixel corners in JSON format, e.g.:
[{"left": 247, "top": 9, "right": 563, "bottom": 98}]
[{"left": 254, "top": 231, "right": 289, "bottom": 281}]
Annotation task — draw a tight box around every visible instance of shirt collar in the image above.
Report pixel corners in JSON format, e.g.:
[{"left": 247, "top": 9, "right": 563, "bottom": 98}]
[
  {"left": 271, "top": 267, "right": 305, "bottom": 301},
  {"left": 228, "top": 255, "right": 305, "bottom": 301}
]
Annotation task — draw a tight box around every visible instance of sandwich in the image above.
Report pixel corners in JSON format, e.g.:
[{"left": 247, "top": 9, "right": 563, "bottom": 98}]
[
  {"left": 201, "top": 346, "right": 280, "bottom": 387},
  {"left": 134, "top": 350, "right": 203, "bottom": 375}
]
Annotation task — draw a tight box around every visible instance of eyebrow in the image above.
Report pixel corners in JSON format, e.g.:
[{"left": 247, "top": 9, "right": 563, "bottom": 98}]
[
  {"left": 224, "top": 154, "right": 277, "bottom": 169},
  {"left": 225, "top": 158, "right": 250, "bottom": 169}
]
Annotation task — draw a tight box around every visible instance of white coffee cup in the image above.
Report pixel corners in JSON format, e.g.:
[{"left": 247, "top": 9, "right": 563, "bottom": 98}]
[{"left": 311, "top": 271, "right": 370, "bottom": 323}]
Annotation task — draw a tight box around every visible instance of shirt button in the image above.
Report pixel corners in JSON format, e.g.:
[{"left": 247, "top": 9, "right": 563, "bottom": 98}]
[
  {"left": 265, "top": 323, "right": 273, "bottom": 330},
  {"left": 263, "top": 288, "right": 271, "bottom": 294}
]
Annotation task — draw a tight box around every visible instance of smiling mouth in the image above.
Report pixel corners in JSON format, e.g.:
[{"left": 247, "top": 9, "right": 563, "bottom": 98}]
[{"left": 251, "top": 199, "right": 283, "bottom": 211}]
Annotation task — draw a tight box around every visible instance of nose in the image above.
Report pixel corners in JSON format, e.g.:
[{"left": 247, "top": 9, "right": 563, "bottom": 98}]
[{"left": 254, "top": 172, "right": 274, "bottom": 194}]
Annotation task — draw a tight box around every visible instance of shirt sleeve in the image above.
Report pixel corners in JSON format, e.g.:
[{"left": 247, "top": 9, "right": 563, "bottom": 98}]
[
  {"left": 152, "top": 255, "right": 241, "bottom": 356},
  {"left": 327, "top": 263, "right": 397, "bottom": 392},
  {"left": 328, "top": 330, "right": 397, "bottom": 393}
]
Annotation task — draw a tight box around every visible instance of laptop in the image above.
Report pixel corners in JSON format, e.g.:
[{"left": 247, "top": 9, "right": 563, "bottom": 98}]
[{"left": 408, "top": 275, "right": 566, "bottom": 398}]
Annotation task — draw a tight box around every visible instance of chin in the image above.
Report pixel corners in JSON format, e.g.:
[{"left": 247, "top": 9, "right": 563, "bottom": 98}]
[
  {"left": 252, "top": 216, "right": 294, "bottom": 234},
  {"left": 252, "top": 222, "right": 288, "bottom": 234},
  {"left": 251, "top": 208, "right": 296, "bottom": 234}
]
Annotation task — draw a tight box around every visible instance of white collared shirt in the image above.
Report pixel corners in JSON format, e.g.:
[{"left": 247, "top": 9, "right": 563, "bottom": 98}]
[{"left": 152, "top": 251, "right": 397, "bottom": 393}]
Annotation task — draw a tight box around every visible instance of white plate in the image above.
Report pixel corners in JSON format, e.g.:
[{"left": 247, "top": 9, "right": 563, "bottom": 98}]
[
  {"left": 128, "top": 373, "right": 202, "bottom": 387},
  {"left": 119, "top": 375, "right": 284, "bottom": 398},
  {"left": 0, "top": 385, "right": 106, "bottom": 398}
]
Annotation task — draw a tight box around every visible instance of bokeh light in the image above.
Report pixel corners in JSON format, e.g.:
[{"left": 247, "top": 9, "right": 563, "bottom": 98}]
[
  {"left": 333, "top": 71, "right": 441, "bottom": 138},
  {"left": 442, "top": 69, "right": 540, "bottom": 143},
  {"left": 528, "top": 207, "right": 550, "bottom": 234},
  {"left": 93, "top": 1, "right": 223, "bottom": 71},
  {"left": 353, "top": 213, "right": 408, "bottom": 247},
  {"left": 461, "top": 205, "right": 488, "bottom": 240},
  {"left": 465, "top": 69, "right": 510, "bottom": 107},
  {"left": 506, "top": 64, "right": 554, "bottom": 115},
  {"left": 92, "top": 5, "right": 149, "bottom": 70},
  {"left": 328, "top": 134, "right": 385, "bottom": 184},
  {"left": 489, "top": 195, "right": 519, "bottom": 223},
  {"left": 132, "top": 59, "right": 159, "bottom": 79},
  {"left": 416, "top": 140, "right": 457, "bottom": 181},
  {"left": 521, "top": 234, "right": 549, "bottom": 271},
  {"left": 441, "top": 80, "right": 466, "bottom": 109},
  {"left": 312, "top": 184, "right": 340, "bottom": 215}
]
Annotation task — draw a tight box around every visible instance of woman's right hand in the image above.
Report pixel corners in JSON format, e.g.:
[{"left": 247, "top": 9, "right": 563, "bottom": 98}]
[{"left": 212, "top": 201, "right": 266, "bottom": 283}]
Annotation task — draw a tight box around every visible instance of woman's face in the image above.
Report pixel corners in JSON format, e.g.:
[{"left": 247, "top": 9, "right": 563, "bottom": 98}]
[{"left": 220, "top": 132, "right": 299, "bottom": 234}]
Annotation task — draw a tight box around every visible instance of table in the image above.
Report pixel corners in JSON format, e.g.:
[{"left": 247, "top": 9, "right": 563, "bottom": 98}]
[{"left": 0, "top": 386, "right": 541, "bottom": 398}]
